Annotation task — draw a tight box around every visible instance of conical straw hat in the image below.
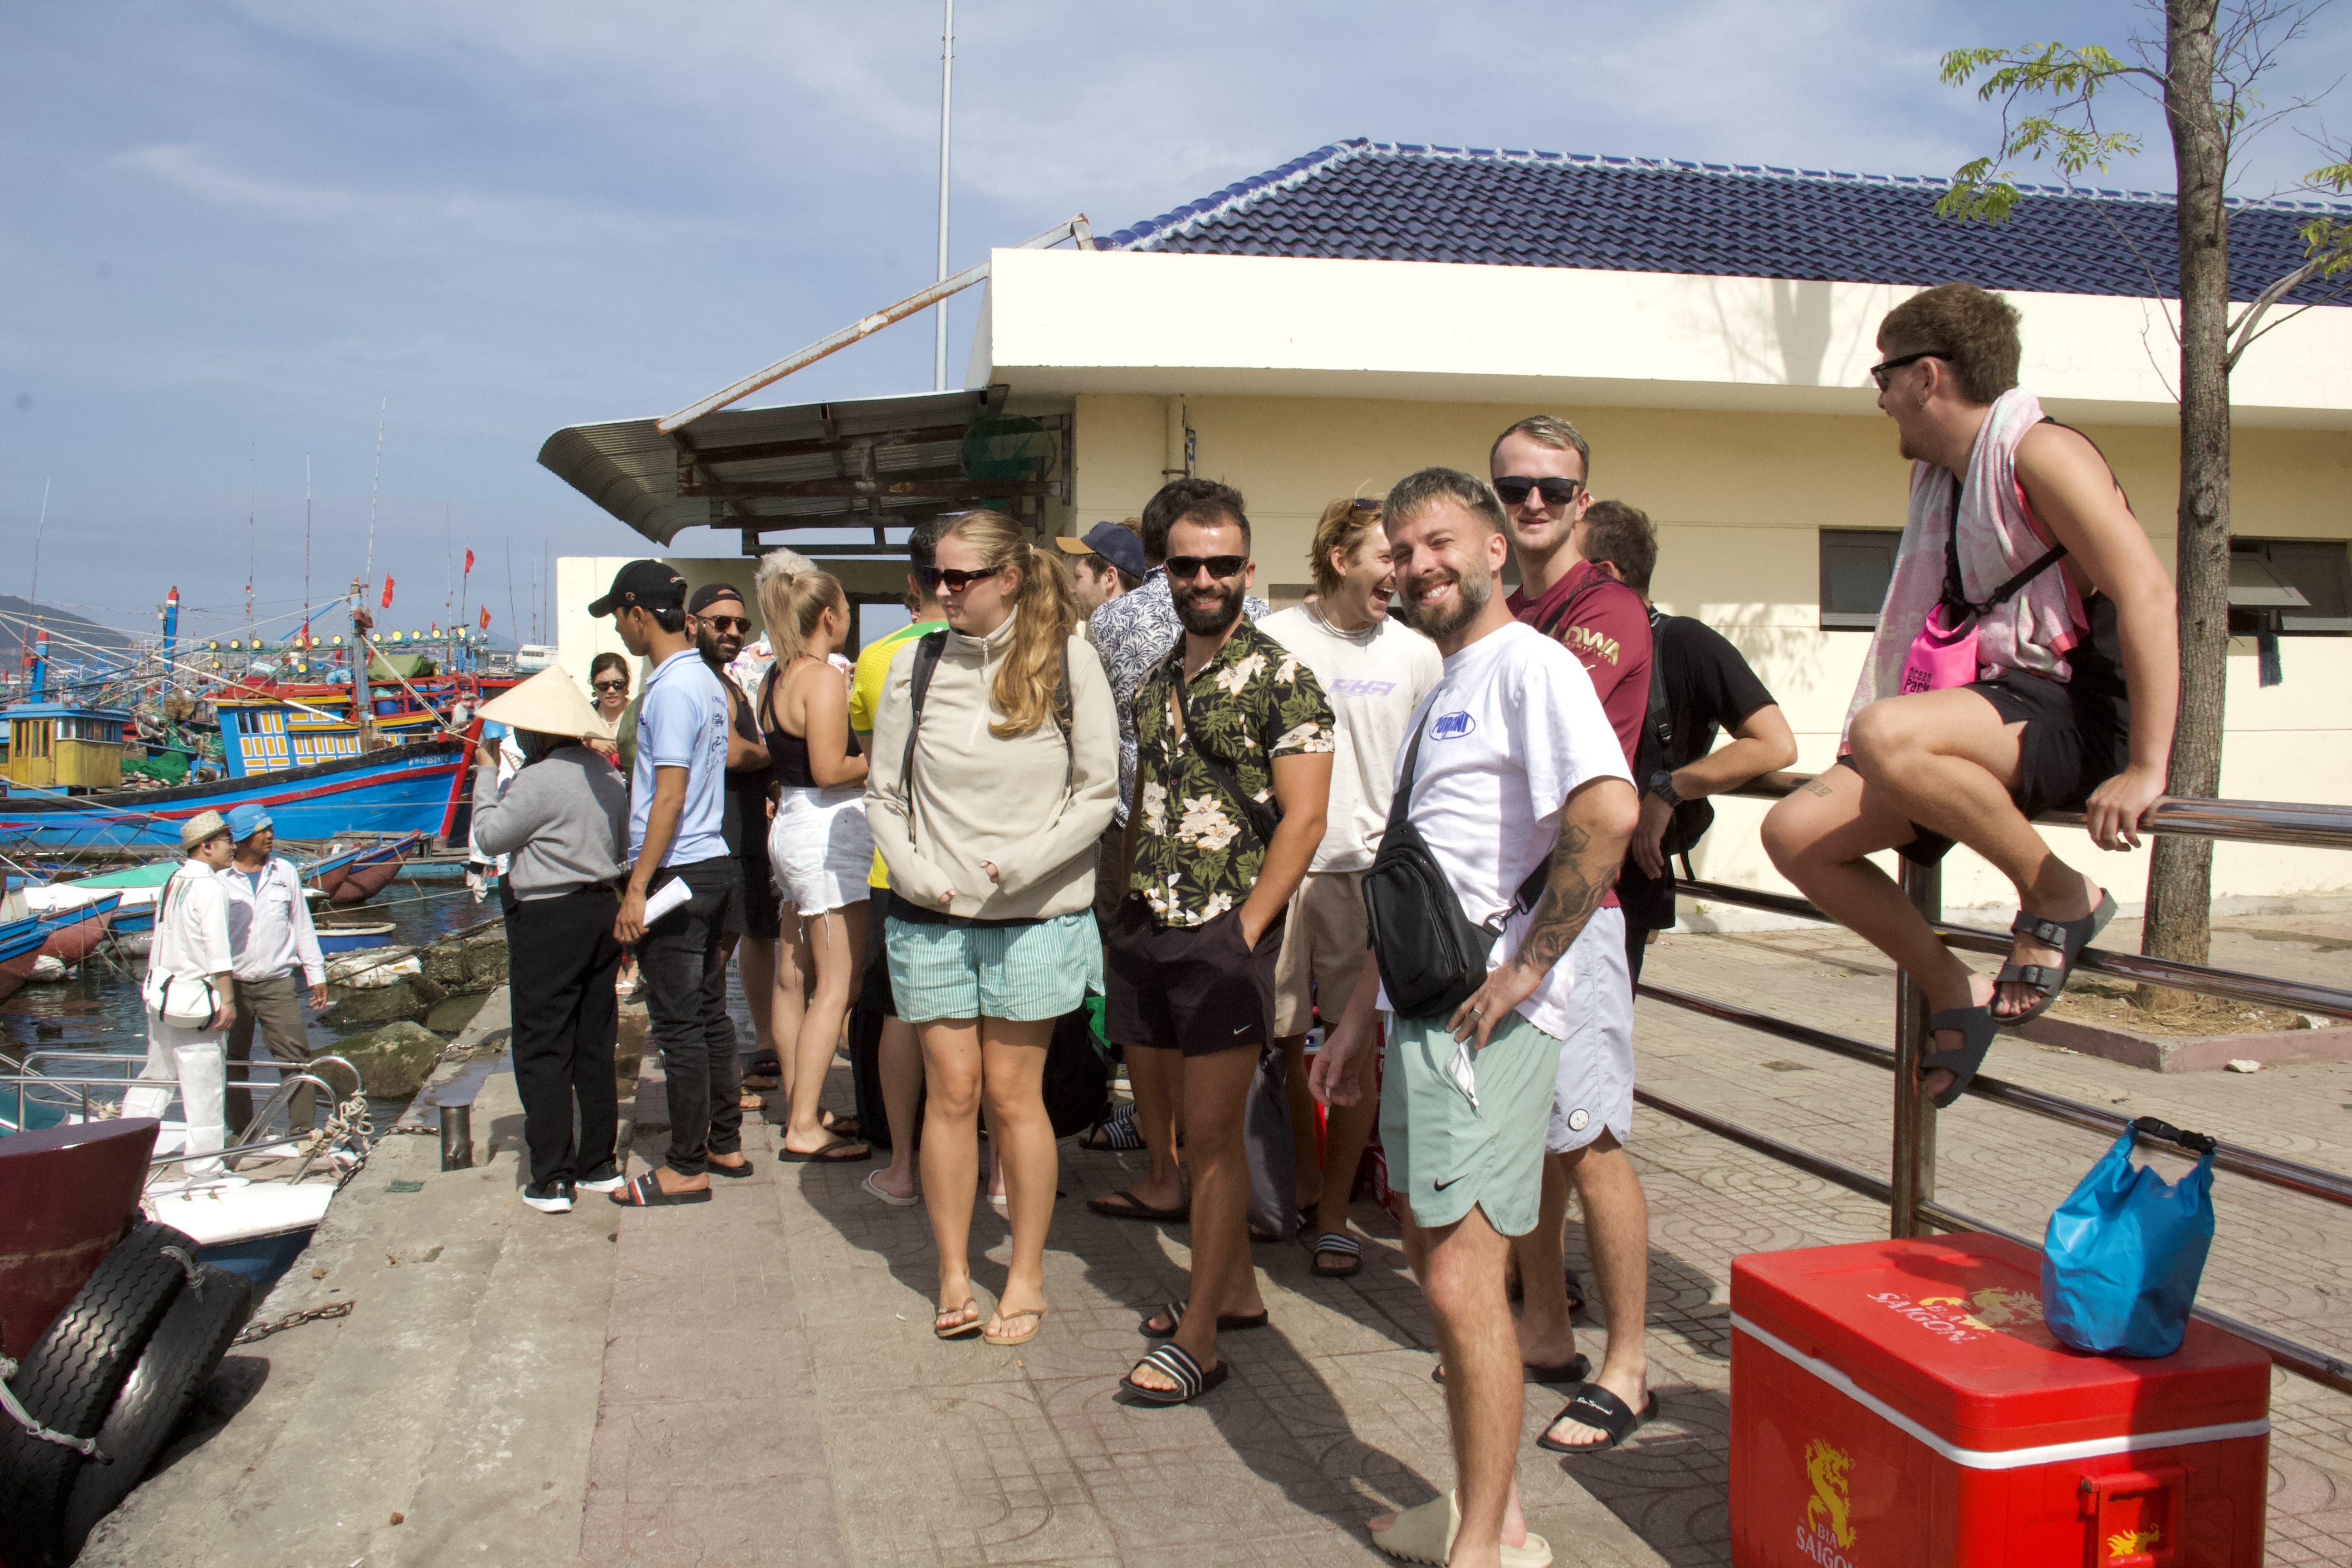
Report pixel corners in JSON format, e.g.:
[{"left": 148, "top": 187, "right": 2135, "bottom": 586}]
[{"left": 478, "top": 664, "right": 614, "bottom": 740}]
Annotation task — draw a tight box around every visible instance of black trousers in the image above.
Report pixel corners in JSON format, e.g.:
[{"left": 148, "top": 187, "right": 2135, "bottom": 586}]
[
  {"left": 640, "top": 857, "right": 741, "bottom": 1177},
  {"left": 504, "top": 884, "right": 624, "bottom": 1188}
]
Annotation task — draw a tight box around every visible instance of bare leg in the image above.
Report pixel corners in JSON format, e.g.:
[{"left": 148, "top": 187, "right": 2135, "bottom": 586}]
[
  {"left": 1511, "top": 1154, "right": 1579, "bottom": 1368},
  {"left": 738, "top": 932, "right": 778, "bottom": 1061},
  {"left": 1278, "top": 1034, "right": 1322, "bottom": 1211},
  {"left": 1128, "top": 1046, "right": 1265, "bottom": 1387},
  {"left": 1117, "top": 1043, "right": 1186, "bottom": 1212},
  {"left": 980, "top": 1018, "right": 1057, "bottom": 1337},
  {"left": 871, "top": 1014, "right": 922, "bottom": 1200},
  {"left": 916, "top": 1018, "right": 983, "bottom": 1333},
  {"left": 1763, "top": 759, "right": 1996, "bottom": 1098},
  {"left": 780, "top": 902, "right": 868, "bottom": 1156},
  {"left": 1310, "top": 1029, "right": 1381, "bottom": 1268},
  {"left": 1539, "top": 1135, "right": 1651, "bottom": 1448},
  {"left": 1368, "top": 1206, "right": 1531, "bottom": 1568},
  {"left": 1847, "top": 691, "right": 2104, "bottom": 1019},
  {"left": 769, "top": 916, "right": 810, "bottom": 1102}
]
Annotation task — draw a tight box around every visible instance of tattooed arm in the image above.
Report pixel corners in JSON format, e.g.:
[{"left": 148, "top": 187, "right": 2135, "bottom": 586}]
[{"left": 1447, "top": 775, "right": 1640, "bottom": 1048}]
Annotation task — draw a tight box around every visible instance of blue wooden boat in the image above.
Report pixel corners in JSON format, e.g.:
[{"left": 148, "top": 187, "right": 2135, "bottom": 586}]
[{"left": 0, "top": 741, "right": 466, "bottom": 851}]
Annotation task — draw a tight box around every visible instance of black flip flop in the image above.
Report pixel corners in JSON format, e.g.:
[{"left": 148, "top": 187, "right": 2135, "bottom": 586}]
[
  {"left": 1140, "top": 1301, "right": 1269, "bottom": 1338},
  {"left": 1538, "top": 1385, "right": 1659, "bottom": 1455},
  {"left": 1433, "top": 1352, "right": 1590, "bottom": 1388},
  {"left": 1122, "top": 1343, "right": 1229, "bottom": 1405},
  {"left": 1088, "top": 1188, "right": 1188, "bottom": 1223},
  {"left": 608, "top": 1172, "right": 713, "bottom": 1207},
  {"left": 706, "top": 1156, "right": 756, "bottom": 1179},
  {"left": 1921, "top": 1004, "right": 2000, "bottom": 1109},
  {"left": 1995, "top": 889, "right": 2118, "bottom": 1024},
  {"left": 779, "top": 1137, "right": 870, "bottom": 1164},
  {"left": 821, "top": 1111, "right": 864, "bottom": 1140}
]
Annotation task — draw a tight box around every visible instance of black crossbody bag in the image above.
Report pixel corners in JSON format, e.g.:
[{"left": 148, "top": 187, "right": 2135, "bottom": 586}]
[{"left": 1362, "top": 719, "right": 1551, "bottom": 1022}]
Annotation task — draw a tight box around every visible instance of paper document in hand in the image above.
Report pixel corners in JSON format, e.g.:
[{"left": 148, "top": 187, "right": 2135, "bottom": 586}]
[{"left": 642, "top": 877, "right": 692, "bottom": 926}]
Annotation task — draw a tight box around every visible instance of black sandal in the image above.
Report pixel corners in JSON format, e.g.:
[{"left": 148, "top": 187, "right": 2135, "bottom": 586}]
[
  {"left": 608, "top": 1172, "right": 713, "bottom": 1207},
  {"left": 1309, "top": 1232, "right": 1362, "bottom": 1279},
  {"left": 1433, "top": 1352, "right": 1590, "bottom": 1388},
  {"left": 1140, "top": 1301, "right": 1268, "bottom": 1338},
  {"left": 1921, "top": 1005, "right": 2000, "bottom": 1109},
  {"left": 1122, "top": 1343, "right": 1228, "bottom": 1404},
  {"left": 779, "top": 1137, "right": 870, "bottom": 1164},
  {"left": 1078, "top": 1107, "right": 1144, "bottom": 1151},
  {"left": 1995, "top": 889, "right": 2117, "bottom": 1024},
  {"left": 1537, "top": 1385, "right": 1658, "bottom": 1455},
  {"left": 706, "top": 1156, "right": 755, "bottom": 1179}
]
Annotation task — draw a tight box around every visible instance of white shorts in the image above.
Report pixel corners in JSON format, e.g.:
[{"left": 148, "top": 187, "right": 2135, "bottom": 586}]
[
  {"left": 768, "top": 785, "right": 873, "bottom": 917},
  {"left": 1545, "top": 906, "right": 1634, "bottom": 1154}
]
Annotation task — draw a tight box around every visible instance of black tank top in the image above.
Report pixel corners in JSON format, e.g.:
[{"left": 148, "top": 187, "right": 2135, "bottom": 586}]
[
  {"left": 722, "top": 677, "right": 767, "bottom": 856},
  {"left": 760, "top": 663, "right": 861, "bottom": 790}
]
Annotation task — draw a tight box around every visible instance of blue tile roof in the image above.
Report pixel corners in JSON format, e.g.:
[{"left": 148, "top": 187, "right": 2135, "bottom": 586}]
[{"left": 1104, "top": 141, "right": 2347, "bottom": 304}]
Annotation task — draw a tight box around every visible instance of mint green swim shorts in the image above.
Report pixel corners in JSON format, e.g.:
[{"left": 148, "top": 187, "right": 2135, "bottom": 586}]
[{"left": 1378, "top": 1008, "right": 1567, "bottom": 1237}]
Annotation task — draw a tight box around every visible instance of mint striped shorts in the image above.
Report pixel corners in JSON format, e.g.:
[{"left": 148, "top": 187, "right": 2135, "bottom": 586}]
[{"left": 884, "top": 910, "right": 1102, "bottom": 1023}]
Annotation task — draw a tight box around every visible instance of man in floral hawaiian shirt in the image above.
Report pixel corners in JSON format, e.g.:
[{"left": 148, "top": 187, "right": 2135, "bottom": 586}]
[{"left": 1102, "top": 493, "right": 1335, "bottom": 1406}]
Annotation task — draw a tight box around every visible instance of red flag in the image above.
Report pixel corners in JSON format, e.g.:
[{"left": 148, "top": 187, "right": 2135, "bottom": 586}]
[
  {"left": 380, "top": 575, "right": 395, "bottom": 609},
  {"left": 478, "top": 606, "right": 491, "bottom": 630},
  {"left": 464, "top": 549, "right": 475, "bottom": 574}
]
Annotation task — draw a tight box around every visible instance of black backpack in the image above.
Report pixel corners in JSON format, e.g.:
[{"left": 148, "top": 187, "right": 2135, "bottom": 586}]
[{"left": 1361, "top": 717, "right": 1549, "bottom": 1022}]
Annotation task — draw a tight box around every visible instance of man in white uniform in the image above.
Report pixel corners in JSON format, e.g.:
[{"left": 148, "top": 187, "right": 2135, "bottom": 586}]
[
  {"left": 126, "top": 810, "right": 240, "bottom": 1184},
  {"left": 1259, "top": 497, "right": 1441, "bottom": 1279},
  {"left": 1312, "top": 467, "right": 1637, "bottom": 1568}
]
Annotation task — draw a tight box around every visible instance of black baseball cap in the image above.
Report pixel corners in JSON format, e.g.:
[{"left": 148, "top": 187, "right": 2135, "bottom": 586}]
[
  {"left": 687, "top": 582, "right": 745, "bottom": 614},
  {"left": 589, "top": 560, "right": 688, "bottom": 617}
]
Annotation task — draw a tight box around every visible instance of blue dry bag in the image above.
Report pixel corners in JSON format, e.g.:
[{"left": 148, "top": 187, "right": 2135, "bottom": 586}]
[{"left": 2040, "top": 1117, "right": 2217, "bottom": 1357}]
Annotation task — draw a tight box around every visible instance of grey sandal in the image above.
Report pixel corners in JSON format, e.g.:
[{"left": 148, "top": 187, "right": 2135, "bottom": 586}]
[
  {"left": 1994, "top": 889, "right": 2117, "bottom": 1024},
  {"left": 1921, "top": 1004, "right": 1999, "bottom": 1109}
]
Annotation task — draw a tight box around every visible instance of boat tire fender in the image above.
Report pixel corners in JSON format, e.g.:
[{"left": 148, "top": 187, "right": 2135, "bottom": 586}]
[
  {"left": 0, "top": 1220, "right": 196, "bottom": 1568},
  {"left": 58, "top": 1263, "right": 254, "bottom": 1555}
]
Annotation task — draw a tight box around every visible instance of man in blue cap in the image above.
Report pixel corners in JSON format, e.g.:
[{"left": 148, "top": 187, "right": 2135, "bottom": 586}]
[{"left": 221, "top": 803, "right": 328, "bottom": 1143}]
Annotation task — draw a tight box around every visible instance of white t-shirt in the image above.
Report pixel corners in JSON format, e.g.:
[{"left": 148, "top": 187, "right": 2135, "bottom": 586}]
[
  {"left": 1381, "top": 620, "right": 1630, "bottom": 1039},
  {"left": 1259, "top": 605, "right": 1444, "bottom": 874}
]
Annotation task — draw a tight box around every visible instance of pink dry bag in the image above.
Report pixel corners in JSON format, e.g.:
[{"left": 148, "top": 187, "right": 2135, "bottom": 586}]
[{"left": 1903, "top": 473, "right": 2065, "bottom": 696}]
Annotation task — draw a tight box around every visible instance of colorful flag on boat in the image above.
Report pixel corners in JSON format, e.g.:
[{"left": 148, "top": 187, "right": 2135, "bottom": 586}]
[
  {"left": 380, "top": 575, "right": 395, "bottom": 608},
  {"left": 464, "top": 549, "right": 475, "bottom": 574},
  {"left": 478, "top": 606, "right": 491, "bottom": 630}
]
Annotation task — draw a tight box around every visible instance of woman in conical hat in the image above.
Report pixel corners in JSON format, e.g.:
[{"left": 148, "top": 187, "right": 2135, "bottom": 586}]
[{"left": 470, "top": 665, "right": 631, "bottom": 1214}]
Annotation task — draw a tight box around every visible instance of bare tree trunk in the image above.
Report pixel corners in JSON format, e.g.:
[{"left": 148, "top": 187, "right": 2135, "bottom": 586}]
[{"left": 2141, "top": 0, "right": 2229, "bottom": 1006}]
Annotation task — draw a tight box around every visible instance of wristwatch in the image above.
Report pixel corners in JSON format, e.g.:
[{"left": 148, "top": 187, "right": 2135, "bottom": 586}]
[{"left": 1647, "top": 769, "right": 1682, "bottom": 808}]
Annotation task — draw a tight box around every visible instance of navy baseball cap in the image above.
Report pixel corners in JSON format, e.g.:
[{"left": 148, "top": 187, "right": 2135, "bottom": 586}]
[
  {"left": 1055, "top": 522, "right": 1147, "bottom": 581},
  {"left": 588, "top": 560, "right": 688, "bottom": 617}
]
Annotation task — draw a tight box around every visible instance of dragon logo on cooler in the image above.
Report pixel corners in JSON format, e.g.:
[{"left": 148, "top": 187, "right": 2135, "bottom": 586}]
[{"left": 1798, "top": 1438, "right": 1858, "bottom": 1566}]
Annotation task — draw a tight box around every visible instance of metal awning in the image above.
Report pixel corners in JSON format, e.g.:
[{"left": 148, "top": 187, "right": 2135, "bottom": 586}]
[{"left": 537, "top": 384, "right": 1072, "bottom": 553}]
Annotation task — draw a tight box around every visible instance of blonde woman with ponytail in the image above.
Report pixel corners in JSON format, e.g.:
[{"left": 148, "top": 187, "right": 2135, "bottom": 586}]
[
  {"left": 866, "top": 512, "right": 1118, "bottom": 1346},
  {"left": 755, "top": 549, "right": 873, "bottom": 1164}
]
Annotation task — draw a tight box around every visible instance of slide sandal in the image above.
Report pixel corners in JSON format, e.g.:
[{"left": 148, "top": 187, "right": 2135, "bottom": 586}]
[
  {"left": 608, "top": 1172, "right": 712, "bottom": 1207},
  {"left": 1121, "top": 1343, "right": 1228, "bottom": 1405},
  {"left": 1921, "top": 1004, "right": 1999, "bottom": 1109},
  {"left": 1995, "top": 889, "right": 2117, "bottom": 1024},
  {"left": 1140, "top": 1301, "right": 1268, "bottom": 1338},
  {"left": 1537, "top": 1385, "right": 1659, "bottom": 1455}
]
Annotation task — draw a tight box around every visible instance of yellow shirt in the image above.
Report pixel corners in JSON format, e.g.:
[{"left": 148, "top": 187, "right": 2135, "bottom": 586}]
[{"left": 849, "top": 621, "right": 946, "bottom": 888}]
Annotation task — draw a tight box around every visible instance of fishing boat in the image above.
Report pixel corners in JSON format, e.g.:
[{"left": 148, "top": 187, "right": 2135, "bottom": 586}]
[
  {"left": 0, "top": 892, "right": 124, "bottom": 1001},
  {"left": 0, "top": 740, "right": 468, "bottom": 851},
  {"left": 302, "top": 830, "right": 425, "bottom": 904}
]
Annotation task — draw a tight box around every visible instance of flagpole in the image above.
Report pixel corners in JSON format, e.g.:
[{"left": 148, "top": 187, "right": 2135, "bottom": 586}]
[{"left": 933, "top": 0, "right": 954, "bottom": 391}]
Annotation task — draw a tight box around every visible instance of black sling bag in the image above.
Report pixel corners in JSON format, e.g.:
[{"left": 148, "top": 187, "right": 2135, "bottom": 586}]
[{"left": 1362, "top": 718, "right": 1551, "bottom": 1022}]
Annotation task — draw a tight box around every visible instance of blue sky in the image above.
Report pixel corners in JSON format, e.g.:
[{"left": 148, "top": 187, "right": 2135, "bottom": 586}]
[{"left": 4, "top": 0, "right": 2345, "bottom": 647}]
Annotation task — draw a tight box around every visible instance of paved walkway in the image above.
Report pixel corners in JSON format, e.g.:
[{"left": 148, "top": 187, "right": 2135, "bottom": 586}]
[{"left": 578, "top": 916, "right": 2352, "bottom": 1568}]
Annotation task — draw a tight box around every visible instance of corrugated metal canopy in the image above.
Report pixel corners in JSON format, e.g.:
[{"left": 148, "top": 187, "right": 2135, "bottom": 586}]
[{"left": 538, "top": 385, "right": 1070, "bottom": 550}]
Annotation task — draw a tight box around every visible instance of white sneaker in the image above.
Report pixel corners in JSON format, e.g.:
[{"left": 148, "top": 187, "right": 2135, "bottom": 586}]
[
  {"left": 522, "top": 1182, "right": 573, "bottom": 1214},
  {"left": 573, "top": 1168, "right": 626, "bottom": 1195}
]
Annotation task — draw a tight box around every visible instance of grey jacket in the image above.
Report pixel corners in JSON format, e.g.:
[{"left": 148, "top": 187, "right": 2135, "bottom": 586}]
[{"left": 470, "top": 746, "right": 628, "bottom": 900}]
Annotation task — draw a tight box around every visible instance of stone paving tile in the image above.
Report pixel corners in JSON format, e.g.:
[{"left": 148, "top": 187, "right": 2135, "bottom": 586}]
[{"left": 579, "top": 927, "right": 2350, "bottom": 1565}]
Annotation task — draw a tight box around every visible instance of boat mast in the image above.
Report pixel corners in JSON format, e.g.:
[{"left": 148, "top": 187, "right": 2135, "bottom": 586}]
[{"left": 933, "top": 0, "right": 954, "bottom": 391}]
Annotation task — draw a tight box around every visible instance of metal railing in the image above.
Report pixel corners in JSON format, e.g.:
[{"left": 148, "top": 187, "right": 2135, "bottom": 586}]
[
  {"left": 1635, "top": 773, "right": 2352, "bottom": 1396},
  {"left": 1, "top": 1050, "right": 361, "bottom": 1149}
]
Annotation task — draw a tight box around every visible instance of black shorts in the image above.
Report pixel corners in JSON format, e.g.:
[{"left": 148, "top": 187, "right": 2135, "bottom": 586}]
[
  {"left": 857, "top": 884, "right": 897, "bottom": 1016},
  {"left": 728, "top": 852, "right": 785, "bottom": 941},
  {"left": 1105, "top": 895, "right": 1282, "bottom": 1058},
  {"left": 1867, "top": 599, "right": 2131, "bottom": 865}
]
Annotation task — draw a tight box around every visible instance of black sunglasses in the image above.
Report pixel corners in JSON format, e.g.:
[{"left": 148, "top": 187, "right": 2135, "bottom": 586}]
[
  {"left": 1493, "top": 475, "right": 1584, "bottom": 508},
  {"left": 696, "top": 614, "right": 750, "bottom": 633},
  {"left": 916, "top": 565, "right": 1001, "bottom": 593},
  {"left": 592, "top": 678, "right": 629, "bottom": 692},
  {"left": 1869, "top": 350, "right": 1947, "bottom": 390},
  {"left": 1165, "top": 554, "right": 1249, "bottom": 581}
]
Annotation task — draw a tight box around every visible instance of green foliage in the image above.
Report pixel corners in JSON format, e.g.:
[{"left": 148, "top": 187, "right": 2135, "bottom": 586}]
[{"left": 1935, "top": 43, "right": 2147, "bottom": 224}]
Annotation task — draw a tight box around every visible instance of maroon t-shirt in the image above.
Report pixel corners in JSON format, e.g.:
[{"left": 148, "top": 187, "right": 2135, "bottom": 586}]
[{"left": 1509, "top": 559, "right": 1654, "bottom": 911}]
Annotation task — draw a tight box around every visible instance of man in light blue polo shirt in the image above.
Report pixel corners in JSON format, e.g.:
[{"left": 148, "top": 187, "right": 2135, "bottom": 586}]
[{"left": 596, "top": 559, "right": 743, "bottom": 1206}]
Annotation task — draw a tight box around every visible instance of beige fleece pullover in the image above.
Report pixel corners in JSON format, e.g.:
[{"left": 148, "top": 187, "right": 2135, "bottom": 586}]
[{"left": 863, "top": 613, "right": 1118, "bottom": 922}]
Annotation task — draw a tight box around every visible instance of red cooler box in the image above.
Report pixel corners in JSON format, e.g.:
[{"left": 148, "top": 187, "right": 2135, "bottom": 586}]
[{"left": 1730, "top": 1234, "right": 2269, "bottom": 1568}]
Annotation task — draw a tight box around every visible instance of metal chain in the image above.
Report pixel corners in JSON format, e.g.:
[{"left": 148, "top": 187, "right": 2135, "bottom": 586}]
[{"left": 231, "top": 1299, "right": 354, "bottom": 1346}]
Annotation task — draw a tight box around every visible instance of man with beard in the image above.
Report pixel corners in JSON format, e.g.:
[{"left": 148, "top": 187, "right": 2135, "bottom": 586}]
[
  {"left": 1311, "top": 467, "right": 1636, "bottom": 1567},
  {"left": 687, "top": 583, "right": 779, "bottom": 1113},
  {"left": 1112, "top": 489, "right": 1333, "bottom": 1405},
  {"left": 1490, "top": 415, "right": 1658, "bottom": 1454}
]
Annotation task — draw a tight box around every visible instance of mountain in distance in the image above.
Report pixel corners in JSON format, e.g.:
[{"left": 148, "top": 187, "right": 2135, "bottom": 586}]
[{"left": 0, "top": 595, "right": 140, "bottom": 662}]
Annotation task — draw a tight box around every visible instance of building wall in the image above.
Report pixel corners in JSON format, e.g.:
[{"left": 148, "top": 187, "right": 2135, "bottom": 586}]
[{"left": 1071, "top": 392, "right": 2352, "bottom": 911}]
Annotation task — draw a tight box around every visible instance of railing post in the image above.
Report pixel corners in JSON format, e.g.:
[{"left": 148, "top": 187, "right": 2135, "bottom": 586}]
[{"left": 1891, "top": 857, "right": 1941, "bottom": 1238}]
